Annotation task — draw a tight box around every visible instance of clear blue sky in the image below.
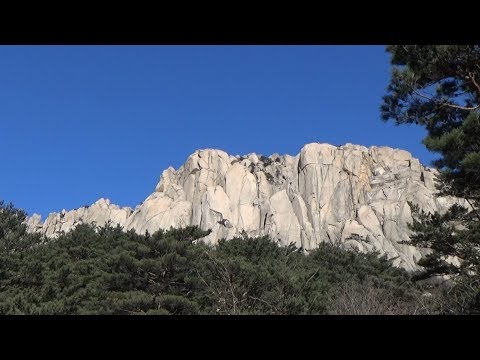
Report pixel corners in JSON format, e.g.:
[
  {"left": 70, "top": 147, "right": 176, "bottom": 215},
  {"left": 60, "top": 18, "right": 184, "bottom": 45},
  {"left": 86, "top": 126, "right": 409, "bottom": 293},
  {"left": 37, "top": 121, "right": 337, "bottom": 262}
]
[{"left": 0, "top": 45, "right": 435, "bottom": 219}]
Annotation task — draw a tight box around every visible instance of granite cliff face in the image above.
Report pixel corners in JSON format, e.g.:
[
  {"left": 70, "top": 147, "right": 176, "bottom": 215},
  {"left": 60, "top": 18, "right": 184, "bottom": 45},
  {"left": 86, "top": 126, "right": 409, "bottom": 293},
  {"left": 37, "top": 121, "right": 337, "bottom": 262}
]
[{"left": 26, "top": 143, "right": 467, "bottom": 271}]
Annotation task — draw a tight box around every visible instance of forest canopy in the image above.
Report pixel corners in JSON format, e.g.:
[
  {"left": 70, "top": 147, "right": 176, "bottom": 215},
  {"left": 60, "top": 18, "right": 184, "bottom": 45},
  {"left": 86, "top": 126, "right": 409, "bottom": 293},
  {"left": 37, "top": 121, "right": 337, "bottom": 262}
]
[{"left": 0, "top": 200, "right": 447, "bottom": 315}]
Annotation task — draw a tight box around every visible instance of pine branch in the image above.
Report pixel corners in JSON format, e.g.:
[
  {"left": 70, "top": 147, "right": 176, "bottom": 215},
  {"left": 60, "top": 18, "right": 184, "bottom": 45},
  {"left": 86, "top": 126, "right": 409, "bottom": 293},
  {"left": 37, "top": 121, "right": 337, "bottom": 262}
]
[
  {"left": 467, "top": 72, "right": 480, "bottom": 94},
  {"left": 439, "top": 102, "right": 480, "bottom": 111},
  {"left": 465, "top": 198, "right": 480, "bottom": 222},
  {"left": 411, "top": 83, "right": 480, "bottom": 111}
]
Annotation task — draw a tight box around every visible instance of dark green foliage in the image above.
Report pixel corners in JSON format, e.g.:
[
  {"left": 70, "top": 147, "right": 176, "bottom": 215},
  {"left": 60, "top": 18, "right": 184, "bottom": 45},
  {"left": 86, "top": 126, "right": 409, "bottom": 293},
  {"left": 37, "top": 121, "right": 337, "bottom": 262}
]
[
  {"left": 382, "top": 45, "right": 480, "bottom": 313},
  {"left": 381, "top": 45, "right": 480, "bottom": 201},
  {"left": 0, "top": 221, "right": 212, "bottom": 315},
  {"left": 407, "top": 203, "right": 479, "bottom": 278},
  {"left": 0, "top": 201, "right": 42, "bottom": 253},
  {"left": 155, "top": 295, "right": 200, "bottom": 315},
  {"left": 0, "top": 201, "right": 429, "bottom": 314},
  {"left": 265, "top": 173, "right": 274, "bottom": 184},
  {"left": 405, "top": 203, "right": 480, "bottom": 313},
  {"left": 259, "top": 155, "right": 273, "bottom": 166}
]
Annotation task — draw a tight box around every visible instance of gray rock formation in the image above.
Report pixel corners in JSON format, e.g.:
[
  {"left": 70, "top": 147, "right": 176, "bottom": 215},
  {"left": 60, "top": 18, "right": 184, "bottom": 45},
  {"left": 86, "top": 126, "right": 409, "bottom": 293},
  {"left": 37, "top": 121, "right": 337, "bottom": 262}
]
[
  {"left": 28, "top": 198, "right": 133, "bottom": 238},
  {"left": 26, "top": 143, "right": 468, "bottom": 271}
]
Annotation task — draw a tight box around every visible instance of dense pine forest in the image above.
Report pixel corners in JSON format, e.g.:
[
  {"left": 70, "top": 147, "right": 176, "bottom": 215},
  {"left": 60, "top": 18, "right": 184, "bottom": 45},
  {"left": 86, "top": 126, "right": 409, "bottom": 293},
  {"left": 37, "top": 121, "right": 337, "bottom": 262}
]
[{"left": 0, "top": 200, "right": 472, "bottom": 315}]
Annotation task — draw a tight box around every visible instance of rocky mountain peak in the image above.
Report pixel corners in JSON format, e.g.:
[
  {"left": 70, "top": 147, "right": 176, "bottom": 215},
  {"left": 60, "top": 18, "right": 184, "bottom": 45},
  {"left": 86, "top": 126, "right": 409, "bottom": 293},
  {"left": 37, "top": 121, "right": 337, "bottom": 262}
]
[{"left": 26, "top": 142, "right": 467, "bottom": 271}]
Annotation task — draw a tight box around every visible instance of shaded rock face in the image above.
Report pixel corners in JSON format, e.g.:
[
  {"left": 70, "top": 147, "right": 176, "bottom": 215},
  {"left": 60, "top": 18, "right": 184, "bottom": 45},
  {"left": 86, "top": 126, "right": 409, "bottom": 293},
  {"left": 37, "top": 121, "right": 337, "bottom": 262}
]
[{"left": 27, "top": 143, "right": 467, "bottom": 271}]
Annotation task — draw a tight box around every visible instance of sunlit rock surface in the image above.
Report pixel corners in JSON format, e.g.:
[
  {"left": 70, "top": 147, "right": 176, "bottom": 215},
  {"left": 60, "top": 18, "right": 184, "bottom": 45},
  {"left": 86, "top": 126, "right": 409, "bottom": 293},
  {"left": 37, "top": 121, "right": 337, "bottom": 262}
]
[{"left": 27, "top": 143, "right": 468, "bottom": 271}]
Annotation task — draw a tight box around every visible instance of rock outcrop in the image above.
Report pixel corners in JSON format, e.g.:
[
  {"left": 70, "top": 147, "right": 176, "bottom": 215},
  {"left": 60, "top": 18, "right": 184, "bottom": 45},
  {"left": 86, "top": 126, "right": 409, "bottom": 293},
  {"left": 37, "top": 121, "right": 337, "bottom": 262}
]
[
  {"left": 27, "top": 143, "right": 468, "bottom": 271},
  {"left": 27, "top": 198, "right": 133, "bottom": 238}
]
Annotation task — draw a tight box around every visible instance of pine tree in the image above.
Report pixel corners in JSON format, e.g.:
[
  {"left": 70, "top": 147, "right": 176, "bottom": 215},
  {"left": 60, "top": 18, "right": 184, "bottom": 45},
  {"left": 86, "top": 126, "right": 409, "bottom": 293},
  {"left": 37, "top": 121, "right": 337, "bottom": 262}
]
[
  {"left": 381, "top": 45, "right": 480, "bottom": 313},
  {"left": 0, "top": 200, "right": 41, "bottom": 253}
]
